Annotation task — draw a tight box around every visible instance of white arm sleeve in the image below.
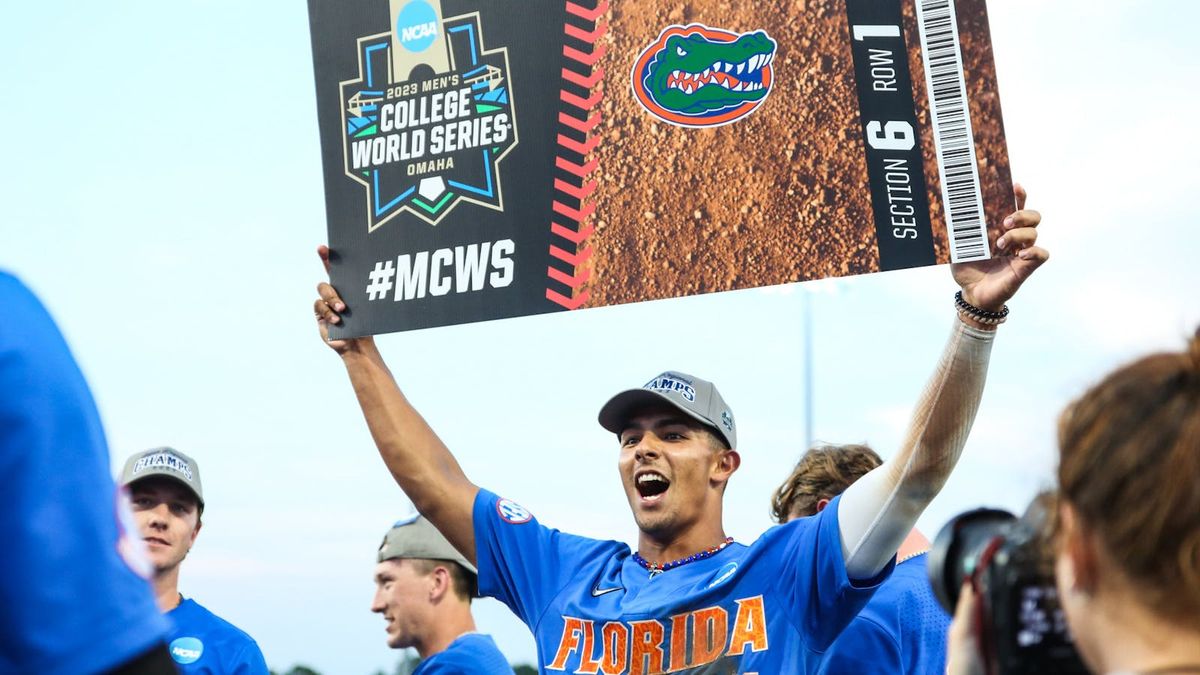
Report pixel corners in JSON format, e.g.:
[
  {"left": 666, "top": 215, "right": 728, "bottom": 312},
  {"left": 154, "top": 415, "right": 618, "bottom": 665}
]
[{"left": 838, "top": 317, "right": 995, "bottom": 579}]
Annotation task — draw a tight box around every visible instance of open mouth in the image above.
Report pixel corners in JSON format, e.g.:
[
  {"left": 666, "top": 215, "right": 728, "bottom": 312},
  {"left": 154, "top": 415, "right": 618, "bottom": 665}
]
[{"left": 636, "top": 471, "right": 671, "bottom": 503}]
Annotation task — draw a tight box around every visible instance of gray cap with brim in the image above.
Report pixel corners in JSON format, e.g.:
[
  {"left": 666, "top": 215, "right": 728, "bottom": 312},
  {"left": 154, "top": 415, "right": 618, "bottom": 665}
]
[
  {"left": 119, "top": 446, "right": 204, "bottom": 507},
  {"left": 598, "top": 370, "right": 736, "bottom": 449},
  {"left": 378, "top": 514, "right": 477, "bottom": 574}
]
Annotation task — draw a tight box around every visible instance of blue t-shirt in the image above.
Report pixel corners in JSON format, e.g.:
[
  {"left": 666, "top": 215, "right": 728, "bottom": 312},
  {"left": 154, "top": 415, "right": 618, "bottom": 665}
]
[
  {"left": 0, "top": 272, "right": 169, "bottom": 674},
  {"left": 816, "top": 553, "right": 950, "bottom": 675},
  {"left": 166, "top": 598, "right": 268, "bottom": 674},
  {"left": 413, "top": 633, "right": 513, "bottom": 674},
  {"left": 474, "top": 489, "right": 891, "bottom": 673}
]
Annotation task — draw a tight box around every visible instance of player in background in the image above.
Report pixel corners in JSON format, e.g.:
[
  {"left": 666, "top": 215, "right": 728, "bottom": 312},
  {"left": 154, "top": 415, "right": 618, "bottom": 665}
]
[
  {"left": 0, "top": 271, "right": 174, "bottom": 674},
  {"left": 772, "top": 444, "right": 950, "bottom": 674},
  {"left": 121, "top": 446, "right": 269, "bottom": 674},
  {"left": 314, "top": 189, "right": 1046, "bottom": 671},
  {"left": 372, "top": 515, "right": 513, "bottom": 673}
]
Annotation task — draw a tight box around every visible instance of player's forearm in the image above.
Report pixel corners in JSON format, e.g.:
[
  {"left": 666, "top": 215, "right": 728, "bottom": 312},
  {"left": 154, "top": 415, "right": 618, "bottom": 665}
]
[
  {"left": 340, "top": 346, "right": 480, "bottom": 557},
  {"left": 838, "top": 317, "right": 995, "bottom": 579}
]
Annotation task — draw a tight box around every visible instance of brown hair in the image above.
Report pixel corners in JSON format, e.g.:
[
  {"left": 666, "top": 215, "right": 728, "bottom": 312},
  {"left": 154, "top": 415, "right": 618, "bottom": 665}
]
[
  {"left": 1057, "top": 327, "right": 1200, "bottom": 625},
  {"left": 771, "top": 444, "right": 883, "bottom": 523},
  {"left": 408, "top": 558, "right": 478, "bottom": 602}
]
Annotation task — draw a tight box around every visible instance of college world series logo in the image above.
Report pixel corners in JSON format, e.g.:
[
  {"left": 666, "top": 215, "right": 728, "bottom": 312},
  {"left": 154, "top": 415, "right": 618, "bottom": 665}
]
[{"left": 341, "top": 0, "right": 518, "bottom": 230}]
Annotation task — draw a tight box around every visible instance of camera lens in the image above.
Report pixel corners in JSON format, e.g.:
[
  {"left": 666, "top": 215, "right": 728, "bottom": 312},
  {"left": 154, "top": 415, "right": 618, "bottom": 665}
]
[{"left": 927, "top": 508, "right": 1016, "bottom": 613}]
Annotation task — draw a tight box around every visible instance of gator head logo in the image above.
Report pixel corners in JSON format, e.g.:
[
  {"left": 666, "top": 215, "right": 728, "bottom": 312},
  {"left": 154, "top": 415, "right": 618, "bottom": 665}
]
[{"left": 631, "top": 24, "right": 777, "bottom": 128}]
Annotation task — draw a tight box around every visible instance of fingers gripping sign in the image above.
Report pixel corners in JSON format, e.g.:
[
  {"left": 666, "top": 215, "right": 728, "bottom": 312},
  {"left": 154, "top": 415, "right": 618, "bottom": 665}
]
[
  {"left": 951, "top": 183, "right": 1049, "bottom": 316},
  {"left": 315, "top": 245, "right": 371, "bottom": 355}
]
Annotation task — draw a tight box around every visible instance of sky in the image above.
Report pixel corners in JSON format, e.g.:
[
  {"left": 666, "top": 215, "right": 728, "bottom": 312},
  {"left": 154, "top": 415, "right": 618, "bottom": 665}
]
[{"left": 2, "top": 1, "right": 1199, "bottom": 672}]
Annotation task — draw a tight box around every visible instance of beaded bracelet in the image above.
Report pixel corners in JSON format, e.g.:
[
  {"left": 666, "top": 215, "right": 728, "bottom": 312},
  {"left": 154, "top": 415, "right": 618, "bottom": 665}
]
[{"left": 955, "top": 290, "right": 1009, "bottom": 325}]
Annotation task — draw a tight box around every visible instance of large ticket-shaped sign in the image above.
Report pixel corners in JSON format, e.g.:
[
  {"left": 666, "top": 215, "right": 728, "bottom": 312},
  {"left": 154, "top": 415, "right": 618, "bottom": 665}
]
[{"left": 308, "top": 0, "right": 1012, "bottom": 337}]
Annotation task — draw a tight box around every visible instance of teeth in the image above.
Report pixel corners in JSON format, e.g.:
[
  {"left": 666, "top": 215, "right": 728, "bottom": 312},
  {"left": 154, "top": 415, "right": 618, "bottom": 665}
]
[
  {"left": 672, "top": 70, "right": 681, "bottom": 79},
  {"left": 736, "top": 62, "right": 745, "bottom": 75},
  {"left": 702, "top": 67, "right": 710, "bottom": 77},
  {"left": 638, "top": 473, "right": 667, "bottom": 484},
  {"left": 733, "top": 82, "right": 744, "bottom": 92},
  {"left": 724, "top": 62, "right": 733, "bottom": 72},
  {"left": 684, "top": 84, "right": 693, "bottom": 94},
  {"left": 754, "top": 54, "right": 765, "bottom": 70}
]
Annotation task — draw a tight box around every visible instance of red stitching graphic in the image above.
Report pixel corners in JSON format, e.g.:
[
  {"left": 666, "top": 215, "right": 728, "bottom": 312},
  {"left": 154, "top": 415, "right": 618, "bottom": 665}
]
[{"left": 547, "top": 0, "right": 608, "bottom": 310}]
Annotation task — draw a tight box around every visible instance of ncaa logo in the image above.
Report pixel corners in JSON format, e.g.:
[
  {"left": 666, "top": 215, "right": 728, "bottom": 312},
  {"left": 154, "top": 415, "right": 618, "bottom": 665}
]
[
  {"left": 631, "top": 24, "right": 777, "bottom": 128},
  {"left": 396, "top": 0, "right": 439, "bottom": 53},
  {"left": 169, "top": 637, "right": 204, "bottom": 665},
  {"left": 497, "top": 498, "right": 532, "bottom": 524}
]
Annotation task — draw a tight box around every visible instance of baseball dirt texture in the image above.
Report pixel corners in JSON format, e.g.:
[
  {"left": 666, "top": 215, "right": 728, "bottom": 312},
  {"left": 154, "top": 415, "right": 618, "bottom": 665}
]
[{"left": 582, "top": 0, "right": 1011, "bottom": 307}]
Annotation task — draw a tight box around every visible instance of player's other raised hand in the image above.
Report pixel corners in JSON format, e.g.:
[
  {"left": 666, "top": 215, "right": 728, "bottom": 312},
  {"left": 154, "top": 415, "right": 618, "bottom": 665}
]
[
  {"left": 951, "top": 183, "right": 1049, "bottom": 312},
  {"left": 314, "top": 244, "right": 374, "bottom": 355}
]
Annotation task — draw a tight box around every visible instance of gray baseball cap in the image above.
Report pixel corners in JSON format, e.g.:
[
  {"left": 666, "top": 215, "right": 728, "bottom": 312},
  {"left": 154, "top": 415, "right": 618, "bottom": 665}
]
[
  {"left": 119, "top": 446, "right": 204, "bottom": 507},
  {"left": 598, "top": 370, "right": 737, "bottom": 449},
  {"left": 378, "top": 514, "right": 477, "bottom": 574}
]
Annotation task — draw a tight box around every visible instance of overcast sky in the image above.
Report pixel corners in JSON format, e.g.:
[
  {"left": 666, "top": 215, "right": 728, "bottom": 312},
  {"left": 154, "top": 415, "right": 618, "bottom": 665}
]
[{"left": 2, "top": 1, "right": 1198, "bottom": 672}]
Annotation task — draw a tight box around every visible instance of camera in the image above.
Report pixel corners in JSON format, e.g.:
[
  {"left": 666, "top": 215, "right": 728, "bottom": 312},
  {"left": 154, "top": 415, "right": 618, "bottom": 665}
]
[{"left": 927, "top": 496, "right": 1089, "bottom": 675}]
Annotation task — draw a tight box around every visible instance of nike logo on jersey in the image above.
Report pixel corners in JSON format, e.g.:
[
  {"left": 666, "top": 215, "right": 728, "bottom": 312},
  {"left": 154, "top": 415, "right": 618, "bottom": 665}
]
[{"left": 590, "top": 585, "right": 623, "bottom": 597}]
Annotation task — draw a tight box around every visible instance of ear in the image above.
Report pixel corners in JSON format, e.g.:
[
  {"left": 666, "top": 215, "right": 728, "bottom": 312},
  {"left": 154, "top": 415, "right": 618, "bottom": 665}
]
[
  {"left": 815, "top": 498, "right": 831, "bottom": 514},
  {"left": 1057, "top": 502, "right": 1099, "bottom": 595},
  {"left": 189, "top": 517, "right": 203, "bottom": 546},
  {"left": 428, "top": 565, "right": 451, "bottom": 603},
  {"left": 712, "top": 449, "right": 741, "bottom": 483}
]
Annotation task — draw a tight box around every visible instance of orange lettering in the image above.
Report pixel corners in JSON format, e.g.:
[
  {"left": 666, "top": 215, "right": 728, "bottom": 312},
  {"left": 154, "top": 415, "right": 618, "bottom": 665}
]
[
  {"left": 599, "top": 622, "right": 629, "bottom": 674},
  {"left": 668, "top": 612, "right": 689, "bottom": 671},
  {"left": 690, "top": 606, "right": 729, "bottom": 666},
  {"left": 728, "top": 596, "right": 769, "bottom": 656},
  {"left": 549, "top": 617, "right": 586, "bottom": 671},
  {"left": 577, "top": 620, "right": 602, "bottom": 674},
  {"left": 629, "top": 620, "right": 665, "bottom": 675}
]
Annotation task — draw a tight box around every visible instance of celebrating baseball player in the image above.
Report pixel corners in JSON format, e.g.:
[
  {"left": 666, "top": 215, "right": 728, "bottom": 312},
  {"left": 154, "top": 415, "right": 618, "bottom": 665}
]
[
  {"left": 314, "top": 188, "right": 1047, "bottom": 672},
  {"left": 120, "top": 447, "right": 269, "bottom": 674},
  {"left": 371, "top": 515, "right": 514, "bottom": 673}
]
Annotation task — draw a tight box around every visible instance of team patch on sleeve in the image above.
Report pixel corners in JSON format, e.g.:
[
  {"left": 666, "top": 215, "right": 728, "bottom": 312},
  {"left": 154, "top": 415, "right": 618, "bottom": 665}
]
[{"left": 496, "top": 497, "right": 532, "bottom": 524}]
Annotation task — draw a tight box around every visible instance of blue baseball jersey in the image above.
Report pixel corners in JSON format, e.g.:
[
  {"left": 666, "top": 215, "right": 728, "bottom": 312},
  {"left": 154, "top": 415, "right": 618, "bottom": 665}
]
[
  {"left": 0, "top": 272, "right": 169, "bottom": 674},
  {"left": 166, "top": 597, "right": 268, "bottom": 674},
  {"left": 816, "top": 553, "right": 950, "bottom": 675},
  {"left": 473, "top": 489, "right": 892, "bottom": 674},
  {"left": 413, "top": 633, "right": 514, "bottom": 674}
]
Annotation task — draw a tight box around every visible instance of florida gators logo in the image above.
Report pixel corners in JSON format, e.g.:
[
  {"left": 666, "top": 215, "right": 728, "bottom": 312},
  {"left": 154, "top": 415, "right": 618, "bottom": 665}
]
[{"left": 631, "top": 24, "right": 777, "bottom": 128}]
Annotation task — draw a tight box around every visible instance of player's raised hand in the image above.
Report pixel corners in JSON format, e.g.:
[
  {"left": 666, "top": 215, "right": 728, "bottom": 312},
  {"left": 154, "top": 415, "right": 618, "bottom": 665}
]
[
  {"left": 951, "top": 183, "right": 1049, "bottom": 312},
  {"left": 315, "top": 245, "right": 373, "bottom": 355}
]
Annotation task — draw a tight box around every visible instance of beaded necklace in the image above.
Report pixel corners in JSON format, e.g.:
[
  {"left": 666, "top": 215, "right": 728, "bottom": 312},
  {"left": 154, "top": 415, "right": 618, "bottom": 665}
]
[{"left": 632, "top": 537, "right": 735, "bottom": 575}]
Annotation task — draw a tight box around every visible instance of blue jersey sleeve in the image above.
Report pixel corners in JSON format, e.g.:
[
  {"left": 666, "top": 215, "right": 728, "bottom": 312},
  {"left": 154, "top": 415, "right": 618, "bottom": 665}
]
[
  {"left": 473, "top": 489, "right": 625, "bottom": 628},
  {"left": 772, "top": 494, "right": 895, "bottom": 652},
  {"left": 0, "top": 273, "right": 168, "bottom": 674},
  {"left": 229, "top": 640, "right": 269, "bottom": 675},
  {"left": 816, "top": 617, "right": 902, "bottom": 675}
]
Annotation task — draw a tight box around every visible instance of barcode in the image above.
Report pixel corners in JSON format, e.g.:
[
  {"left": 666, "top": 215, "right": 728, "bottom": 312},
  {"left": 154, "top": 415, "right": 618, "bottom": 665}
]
[{"left": 916, "top": 0, "right": 989, "bottom": 262}]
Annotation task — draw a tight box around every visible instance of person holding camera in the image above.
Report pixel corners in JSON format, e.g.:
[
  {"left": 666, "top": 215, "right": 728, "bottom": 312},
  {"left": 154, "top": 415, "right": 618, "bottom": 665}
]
[{"left": 947, "top": 329, "right": 1200, "bottom": 675}]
